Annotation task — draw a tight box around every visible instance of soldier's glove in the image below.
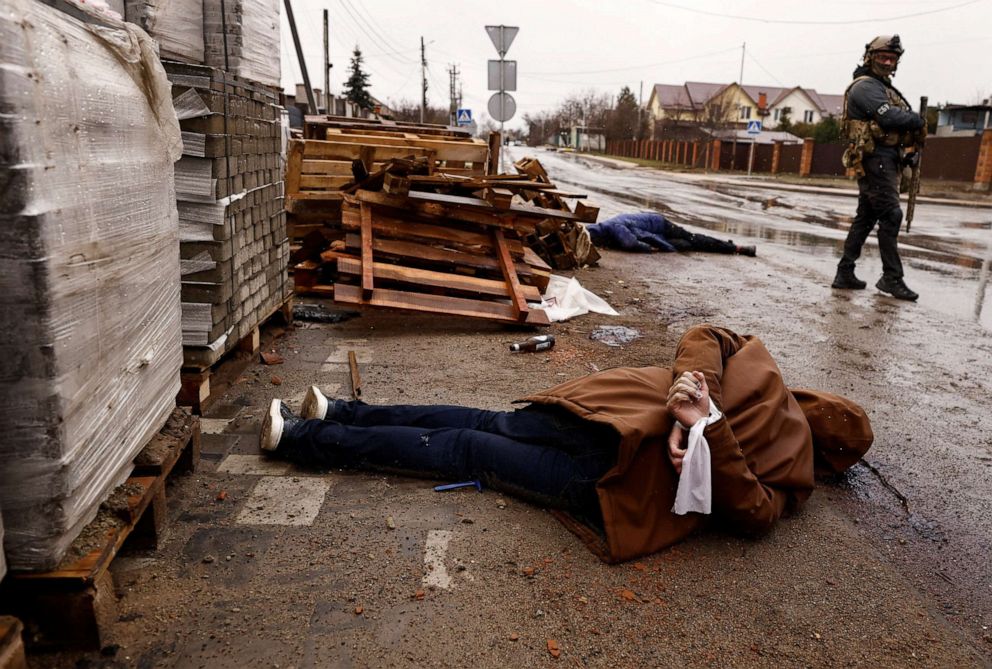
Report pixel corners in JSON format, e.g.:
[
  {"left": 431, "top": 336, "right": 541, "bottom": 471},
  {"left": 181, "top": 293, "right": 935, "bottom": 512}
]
[{"left": 903, "top": 151, "right": 921, "bottom": 169}]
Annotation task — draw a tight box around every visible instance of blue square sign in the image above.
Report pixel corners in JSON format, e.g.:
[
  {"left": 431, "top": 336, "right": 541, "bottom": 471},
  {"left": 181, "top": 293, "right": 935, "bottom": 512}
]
[
  {"left": 746, "top": 120, "right": 762, "bottom": 135},
  {"left": 456, "top": 108, "right": 473, "bottom": 126}
]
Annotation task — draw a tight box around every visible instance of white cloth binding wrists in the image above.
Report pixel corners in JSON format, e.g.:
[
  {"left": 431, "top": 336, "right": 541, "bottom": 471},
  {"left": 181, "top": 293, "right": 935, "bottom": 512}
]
[{"left": 672, "top": 401, "right": 723, "bottom": 515}]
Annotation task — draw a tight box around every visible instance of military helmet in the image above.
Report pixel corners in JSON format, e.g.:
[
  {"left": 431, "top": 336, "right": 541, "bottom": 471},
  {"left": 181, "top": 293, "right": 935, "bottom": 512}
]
[{"left": 865, "top": 35, "right": 904, "bottom": 56}]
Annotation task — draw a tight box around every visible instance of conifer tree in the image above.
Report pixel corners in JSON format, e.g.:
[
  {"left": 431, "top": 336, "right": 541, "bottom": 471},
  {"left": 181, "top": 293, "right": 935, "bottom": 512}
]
[{"left": 343, "top": 46, "right": 373, "bottom": 110}]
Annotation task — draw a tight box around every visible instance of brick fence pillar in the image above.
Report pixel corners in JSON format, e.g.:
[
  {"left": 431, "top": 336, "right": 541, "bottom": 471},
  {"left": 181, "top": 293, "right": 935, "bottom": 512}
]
[
  {"left": 974, "top": 128, "right": 992, "bottom": 190},
  {"left": 771, "top": 140, "right": 782, "bottom": 174},
  {"left": 691, "top": 141, "right": 699, "bottom": 167},
  {"left": 653, "top": 140, "right": 660, "bottom": 160},
  {"left": 711, "top": 140, "right": 722, "bottom": 170},
  {"left": 799, "top": 138, "right": 815, "bottom": 177}
]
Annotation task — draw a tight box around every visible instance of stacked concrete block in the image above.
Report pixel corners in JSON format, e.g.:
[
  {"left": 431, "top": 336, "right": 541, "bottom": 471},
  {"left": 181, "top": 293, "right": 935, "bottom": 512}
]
[
  {"left": 125, "top": 0, "right": 205, "bottom": 63},
  {"left": 0, "top": 0, "right": 183, "bottom": 570},
  {"left": 203, "top": 0, "right": 280, "bottom": 88},
  {"left": 165, "top": 62, "right": 289, "bottom": 352}
]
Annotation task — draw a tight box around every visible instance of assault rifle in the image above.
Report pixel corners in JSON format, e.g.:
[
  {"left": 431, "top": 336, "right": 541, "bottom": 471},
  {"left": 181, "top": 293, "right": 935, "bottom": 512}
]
[{"left": 905, "top": 95, "right": 927, "bottom": 233}]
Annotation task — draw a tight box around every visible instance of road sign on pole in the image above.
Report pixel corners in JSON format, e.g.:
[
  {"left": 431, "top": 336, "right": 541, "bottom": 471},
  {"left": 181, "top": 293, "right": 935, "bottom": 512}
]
[
  {"left": 487, "top": 92, "right": 516, "bottom": 123},
  {"left": 456, "top": 109, "right": 473, "bottom": 126},
  {"left": 747, "top": 120, "right": 762, "bottom": 135},
  {"left": 485, "top": 25, "right": 518, "bottom": 57},
  {"left": 487, "top": 60, "right": 517, "bottom": 91}
]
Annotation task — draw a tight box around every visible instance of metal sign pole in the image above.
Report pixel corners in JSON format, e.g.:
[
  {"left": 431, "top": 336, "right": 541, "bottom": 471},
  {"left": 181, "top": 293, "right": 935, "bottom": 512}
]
[{"left": 747, "top": 141, "right": 755, "bottom": 176}]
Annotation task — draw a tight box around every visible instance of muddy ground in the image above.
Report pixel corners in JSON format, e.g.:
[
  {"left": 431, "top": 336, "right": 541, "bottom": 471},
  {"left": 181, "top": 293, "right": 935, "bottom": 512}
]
[{"left": 29, "top": 151, "right": 992, "bottom": 668}]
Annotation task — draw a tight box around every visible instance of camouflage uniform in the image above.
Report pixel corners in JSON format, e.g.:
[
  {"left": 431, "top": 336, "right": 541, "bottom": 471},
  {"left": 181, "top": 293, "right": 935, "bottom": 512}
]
[{"left": 833, "top": 35, "right": 925, "bottom": 300}]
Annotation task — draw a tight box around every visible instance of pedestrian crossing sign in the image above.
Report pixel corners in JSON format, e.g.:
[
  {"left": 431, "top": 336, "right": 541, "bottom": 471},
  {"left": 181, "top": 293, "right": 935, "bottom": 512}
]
[
  {"left": 456, "top": 108, "right": 473, "bottom": 126},
  {"left": 746, "top": 120, "right": 762, "bottom": 135}
]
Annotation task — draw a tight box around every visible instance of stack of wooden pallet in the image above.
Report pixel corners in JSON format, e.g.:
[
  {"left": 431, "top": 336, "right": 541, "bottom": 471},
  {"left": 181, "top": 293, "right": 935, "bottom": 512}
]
[
  {"left": 285, "top": 116, "right": 494, "bottom": 246},
  {"left": 292, "top": 155, "right": 603, "bottom": 325}
]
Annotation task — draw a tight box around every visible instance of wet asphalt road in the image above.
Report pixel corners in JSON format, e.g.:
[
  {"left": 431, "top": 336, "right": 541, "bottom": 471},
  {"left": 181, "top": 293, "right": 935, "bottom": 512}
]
[
  {"left": 524, "top": 148, "right": 992, "bottom": 329},
  {"left": 511, "top": 146, "right": 992, "bottom": 656}
]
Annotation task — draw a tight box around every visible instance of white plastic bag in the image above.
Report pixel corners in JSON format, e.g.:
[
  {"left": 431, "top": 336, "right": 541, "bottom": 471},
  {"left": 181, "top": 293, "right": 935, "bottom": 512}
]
[{"left": 530, "top": 275, "right": 619, "bottom": 323}]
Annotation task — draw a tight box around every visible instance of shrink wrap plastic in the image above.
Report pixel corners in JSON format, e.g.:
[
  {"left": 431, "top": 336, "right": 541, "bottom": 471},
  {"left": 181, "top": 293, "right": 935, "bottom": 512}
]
[
  {"left": 126, "top": 0, "right": 205, "bottom": 63},
  {"left": 0, "top": 0, "right": 183, "bottom": 570},
  {"left": 203, "top": 0, "right": 281, "bottom": 88}
]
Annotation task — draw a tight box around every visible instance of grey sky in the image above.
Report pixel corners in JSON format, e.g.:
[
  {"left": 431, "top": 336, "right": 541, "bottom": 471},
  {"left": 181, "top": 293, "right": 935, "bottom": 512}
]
[{"left": 279, "top": 0, "right": 992, "bottom": 128}]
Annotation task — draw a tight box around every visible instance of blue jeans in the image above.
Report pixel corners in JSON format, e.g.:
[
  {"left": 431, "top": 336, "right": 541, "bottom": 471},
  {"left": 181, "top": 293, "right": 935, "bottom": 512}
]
[{"left": 278, "top": 401, "right": 619, "bottom": 522}]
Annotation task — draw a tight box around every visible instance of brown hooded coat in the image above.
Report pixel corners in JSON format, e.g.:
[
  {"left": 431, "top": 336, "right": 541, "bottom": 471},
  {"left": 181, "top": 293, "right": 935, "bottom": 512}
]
[{"left": 520, "top": 325, "right": 874, "bottom": 563}]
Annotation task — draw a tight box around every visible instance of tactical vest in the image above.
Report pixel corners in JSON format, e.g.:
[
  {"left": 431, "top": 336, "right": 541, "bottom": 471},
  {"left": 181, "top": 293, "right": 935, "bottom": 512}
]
[{"left": 841, "top": 75, "right": 912, "bottom": 176}]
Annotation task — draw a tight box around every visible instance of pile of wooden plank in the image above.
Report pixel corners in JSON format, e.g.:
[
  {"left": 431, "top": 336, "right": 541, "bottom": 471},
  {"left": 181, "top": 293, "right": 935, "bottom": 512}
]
[
  {"left": 285, "top": 116, "right": 494, "bottom": 245},
  {"left": 292, "top": 155, "right": 604, "bottom": 325},
  {"left": 513, "top": 156, "right": 602, "bottom": 269},
  {"left": 166, "top": 61, "right": 290, "bottom": 357}
]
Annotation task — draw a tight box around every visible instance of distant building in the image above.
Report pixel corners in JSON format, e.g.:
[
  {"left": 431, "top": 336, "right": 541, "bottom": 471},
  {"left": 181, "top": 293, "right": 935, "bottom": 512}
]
[
  {"left": 936, "top": 102, "right": 992, "bottom": 137},
  {"left": 647, "top": 81, "right": 843, "bottom": 136},
  {"left": 285, "top": 85, "right": 394, "bottom": 124}
]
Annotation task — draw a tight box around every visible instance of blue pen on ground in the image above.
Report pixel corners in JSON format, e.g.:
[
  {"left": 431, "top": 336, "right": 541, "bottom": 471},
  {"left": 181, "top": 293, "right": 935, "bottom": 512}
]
[{"left": 433, "top": 480, "right": 483, "bottom": 492}]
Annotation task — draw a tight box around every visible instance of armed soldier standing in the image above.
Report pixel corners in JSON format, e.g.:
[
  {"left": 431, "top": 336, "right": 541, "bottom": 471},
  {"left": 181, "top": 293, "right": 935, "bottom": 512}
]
[{"left": 832, "top": 35, "right": 925, "bottom": 301}]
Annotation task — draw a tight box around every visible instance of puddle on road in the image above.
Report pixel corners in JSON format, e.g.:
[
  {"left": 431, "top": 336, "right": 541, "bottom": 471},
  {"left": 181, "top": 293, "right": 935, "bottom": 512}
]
[
  {"left": 553, "top": 171, "right": 992, "bottom": 328},
  {"left": 590, "top": 325, "right": 640, "bottom": 347}
]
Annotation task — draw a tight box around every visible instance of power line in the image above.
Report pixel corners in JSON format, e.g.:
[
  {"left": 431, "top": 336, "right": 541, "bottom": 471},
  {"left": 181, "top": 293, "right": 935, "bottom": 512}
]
[
  {"left": 344, "top": 0, "right": 417, "bottom": 63},
  {"left": 527, "top": 45, "right": 741, "bottom": 75},
  {"left": 643, "top": 0, "right": 984, "bottom": 25},
  {"left": 339, "top": 0, "right": 417, "bottom": 65},
  {"left": 746, "top": 52, "right": 786, "bottom": 89}
]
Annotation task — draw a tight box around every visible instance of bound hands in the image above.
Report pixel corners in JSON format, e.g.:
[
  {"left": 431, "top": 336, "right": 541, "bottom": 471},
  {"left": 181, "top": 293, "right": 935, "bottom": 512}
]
[{"left": 666, "top": 371, "right": 710, "bottom": 474}]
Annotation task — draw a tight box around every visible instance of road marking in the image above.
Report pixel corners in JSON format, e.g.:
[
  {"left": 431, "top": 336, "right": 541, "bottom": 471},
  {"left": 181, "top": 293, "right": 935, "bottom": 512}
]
[
  {"left": 200, "top": 417, "right": 235, "bottom": 434},
  {"left": 236, "top": 476, "right": 331, "bottom": 526},
  {"left": 422, "top": 530, "right": 454, "bottom": 590},
  {"left": 320, "top": 340, "right": 373, "bottom": 372},
  {"left": 217, "top": 454, "right": 291, "bottom": 476}
]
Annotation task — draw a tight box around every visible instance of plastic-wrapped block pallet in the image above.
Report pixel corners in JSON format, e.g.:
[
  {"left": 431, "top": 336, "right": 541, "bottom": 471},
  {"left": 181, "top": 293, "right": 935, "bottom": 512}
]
[
  {"left": 203, "top": 0, "right": 280, "bottom": 88},
  {"left": 125, "top": 0, "right": 205, "bottom": 63},
  {"left": 0, "top": 0, "right": 184, "bottom": 571}
]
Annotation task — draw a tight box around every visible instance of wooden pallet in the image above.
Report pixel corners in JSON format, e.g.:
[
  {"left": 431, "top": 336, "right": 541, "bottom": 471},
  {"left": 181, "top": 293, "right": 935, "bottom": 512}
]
[
  {"left": 0, "top": 618, "right": 26, "bottom": 669},
  {"left": 294, "top": 193, "right": 552, "bottom": 325},
  {"left": 0, "top": 409, "right": 200, "bottom": 650},
  {"left": 178, "top": 294, "right": 294, "bottom": 414}
]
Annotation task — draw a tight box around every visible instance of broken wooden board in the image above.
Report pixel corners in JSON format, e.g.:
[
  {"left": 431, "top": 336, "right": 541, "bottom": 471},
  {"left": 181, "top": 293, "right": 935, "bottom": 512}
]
[{"left": 333, "top": 284, "right": 550, "bottom": 326}]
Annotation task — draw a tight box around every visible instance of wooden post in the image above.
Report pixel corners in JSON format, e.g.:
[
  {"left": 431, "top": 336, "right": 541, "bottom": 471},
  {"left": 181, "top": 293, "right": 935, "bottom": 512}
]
[
  {"left": 799, "top": 137, "right": 815, "bottom": 177},
  {"left": 486, "top": 131, "right": 501, "bottom": 175}
]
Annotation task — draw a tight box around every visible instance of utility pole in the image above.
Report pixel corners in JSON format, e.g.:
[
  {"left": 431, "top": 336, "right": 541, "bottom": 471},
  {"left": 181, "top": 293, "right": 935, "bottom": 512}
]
[
  {"left": 638, "top": 80, "right": 644, "bottom": 140},
  {"left": 448, "top": 65, "right": 460, "bottom": 126},
  {"left": 730, "top": 41, "right": 745, "bottom": 170},
  {"left": 284, "top": 0, "right": 317, "bottom": 114},
  {"left": 322, "top": 9, "right": 331, "bottom": 115},
  {"left": 420, "top": 36, "right": 427, "bottom": 124}
]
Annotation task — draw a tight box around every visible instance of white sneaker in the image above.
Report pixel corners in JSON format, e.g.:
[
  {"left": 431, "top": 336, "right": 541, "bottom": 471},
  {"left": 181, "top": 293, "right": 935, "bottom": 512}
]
[
  {"left": 260, "top": 399, "right": 284, "bottom": 451},
  {"left": 301, "top": 385, "right": 329, "bottom": 420}
]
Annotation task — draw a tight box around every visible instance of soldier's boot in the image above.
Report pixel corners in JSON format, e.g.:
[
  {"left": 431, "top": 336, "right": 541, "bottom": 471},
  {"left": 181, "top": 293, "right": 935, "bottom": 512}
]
[
  {"left": 875, "top": 276, "right": 919, "bottom": 301},
  {"left": 735, "top": 245, "right": 757, "bottom": 257},
  {"left": 831, "top": 268, "right": 867, "bottom": 290}
]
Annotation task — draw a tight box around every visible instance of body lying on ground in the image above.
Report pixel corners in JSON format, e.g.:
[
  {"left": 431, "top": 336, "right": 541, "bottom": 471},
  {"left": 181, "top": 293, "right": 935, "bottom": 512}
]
[
  {"left": 585, "top": 212, "right": 756, "bottom": 256},
  {"left": 260, "top": 324, "right": 872, "bottom": 562}
]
